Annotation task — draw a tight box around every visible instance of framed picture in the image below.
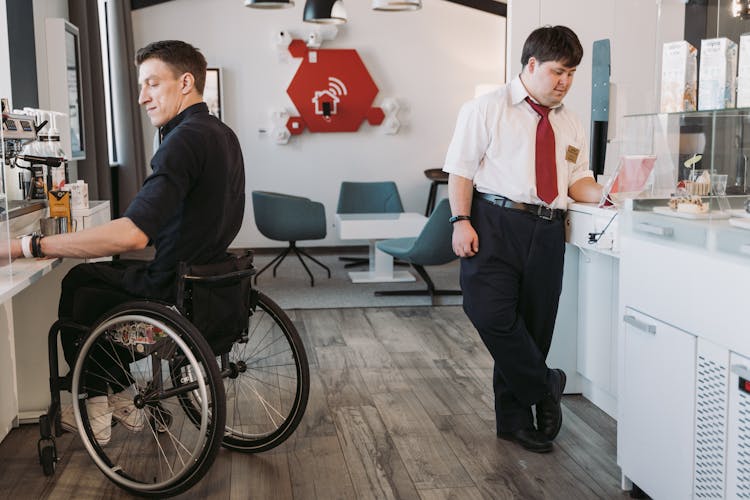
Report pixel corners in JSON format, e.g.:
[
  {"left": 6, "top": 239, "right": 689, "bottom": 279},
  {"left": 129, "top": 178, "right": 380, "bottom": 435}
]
[{"left": 204, "top": 68, "right": 223, "bottom": 120}]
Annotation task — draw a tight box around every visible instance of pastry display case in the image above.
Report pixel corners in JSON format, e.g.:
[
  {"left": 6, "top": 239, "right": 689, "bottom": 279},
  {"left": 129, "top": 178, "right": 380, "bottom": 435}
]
[{"left": 617, "top": 114, "right": 750, "bottom": 273}]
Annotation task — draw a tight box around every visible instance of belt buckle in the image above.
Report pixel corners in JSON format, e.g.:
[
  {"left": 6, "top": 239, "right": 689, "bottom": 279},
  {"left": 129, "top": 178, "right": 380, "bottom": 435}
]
[{"left": 537, "top": 205, "right": 554, "bottom": 220}]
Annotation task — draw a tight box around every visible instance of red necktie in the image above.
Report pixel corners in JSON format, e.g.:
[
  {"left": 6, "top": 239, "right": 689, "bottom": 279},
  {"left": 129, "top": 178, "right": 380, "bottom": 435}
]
[{"left": 525, "top": 97, "right": 558, "bottom": 204}]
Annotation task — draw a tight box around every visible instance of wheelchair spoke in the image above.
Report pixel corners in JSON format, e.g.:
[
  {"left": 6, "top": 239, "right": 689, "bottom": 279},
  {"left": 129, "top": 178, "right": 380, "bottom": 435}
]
[
  {"left": 244, "top": 322, "right": 276, "bottom": 362},
  {"left": 246, "top": 382, "right": 280, "bottom": 428},
  {"left": 236, "top": 370, "right": 296, "bottom": 395},
  {"left": 84, "top": 347, "right": 137, "bottom": 394},
  {"left": 245, "top": 361, "right": 299, "bottom": 377}
]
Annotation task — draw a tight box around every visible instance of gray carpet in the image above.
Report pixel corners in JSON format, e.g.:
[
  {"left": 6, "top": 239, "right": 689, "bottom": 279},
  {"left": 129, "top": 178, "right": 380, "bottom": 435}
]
[{"left": 251, "top": 251, "right": 463, "bottom": 310}]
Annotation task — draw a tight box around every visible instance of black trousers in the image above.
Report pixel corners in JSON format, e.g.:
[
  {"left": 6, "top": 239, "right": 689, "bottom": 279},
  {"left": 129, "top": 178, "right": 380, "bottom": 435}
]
[
  {"left": 461, "top": 197, "right": 565, "bottom": 433},
  {"left": 58, "top": 261, "right": 149, "bottom": 396}
]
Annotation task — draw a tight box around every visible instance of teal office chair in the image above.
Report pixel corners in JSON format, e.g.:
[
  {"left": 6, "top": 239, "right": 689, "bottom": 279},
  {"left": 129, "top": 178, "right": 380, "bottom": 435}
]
[
  {"left": 337, "top": 181, "right": 406, "bottom": 268},
  {"left": 252, "top": 191, "right": 330, "bottom": 286},
  {"left": 374, "top": 198, "right": 462, "bottom": 304}
]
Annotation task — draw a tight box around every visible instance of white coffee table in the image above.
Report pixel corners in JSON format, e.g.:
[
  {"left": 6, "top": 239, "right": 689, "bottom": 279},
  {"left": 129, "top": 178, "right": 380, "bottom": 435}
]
[{"left": 336, "top": 212, "right": 428, "bottom": 283}]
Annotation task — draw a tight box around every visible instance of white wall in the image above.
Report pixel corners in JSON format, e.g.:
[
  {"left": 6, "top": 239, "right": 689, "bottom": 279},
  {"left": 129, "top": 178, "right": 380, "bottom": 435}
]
[
  {"left": 131, "top": 0, "right": 506, "bottom": 247},
  {"left": 507, "top": 0, "right": 684, "bottom": 150}
]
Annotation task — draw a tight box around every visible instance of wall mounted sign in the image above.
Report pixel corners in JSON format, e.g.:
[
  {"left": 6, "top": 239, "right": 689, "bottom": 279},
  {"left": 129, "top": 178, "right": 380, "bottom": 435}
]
[{"left": 284, "top": 39, "right": 387, "bottom": 136}]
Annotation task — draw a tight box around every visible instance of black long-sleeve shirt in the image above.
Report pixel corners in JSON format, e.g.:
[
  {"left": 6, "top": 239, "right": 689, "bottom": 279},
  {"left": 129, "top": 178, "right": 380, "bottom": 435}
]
[{"left": 122, "top": 102, "right": 245, "bottom": 300}]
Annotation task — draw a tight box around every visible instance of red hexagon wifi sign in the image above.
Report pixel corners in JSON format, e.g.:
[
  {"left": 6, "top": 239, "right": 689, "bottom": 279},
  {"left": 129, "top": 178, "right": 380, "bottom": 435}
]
[{"left": 285, "top": 39, "right": 385, "bottom": 136}]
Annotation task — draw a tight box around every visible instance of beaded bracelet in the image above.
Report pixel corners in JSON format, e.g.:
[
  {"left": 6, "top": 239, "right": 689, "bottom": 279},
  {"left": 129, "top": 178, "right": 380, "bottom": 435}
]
[{"left": 31, "top": 235, "right": 45, "bottom": 258}]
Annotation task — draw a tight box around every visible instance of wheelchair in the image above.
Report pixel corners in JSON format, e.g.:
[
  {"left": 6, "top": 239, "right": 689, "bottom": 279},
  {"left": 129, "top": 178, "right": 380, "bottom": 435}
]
[{"left": 35, "top": 254, "right": 310, "bottom": 497}]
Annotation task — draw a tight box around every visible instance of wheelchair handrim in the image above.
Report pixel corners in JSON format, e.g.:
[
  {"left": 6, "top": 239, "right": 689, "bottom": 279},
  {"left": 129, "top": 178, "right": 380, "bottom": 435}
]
[{"left": 72, "top": 314, "right": 212, "bottom": 492}]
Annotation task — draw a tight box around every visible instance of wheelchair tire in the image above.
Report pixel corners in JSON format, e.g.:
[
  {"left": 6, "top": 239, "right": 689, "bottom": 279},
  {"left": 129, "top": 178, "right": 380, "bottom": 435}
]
[
  {"left": 40, "top": 444, "right": 56, "bottom": 476},
  {"left": 223, "top": 291, "right": 309, "bottom": 452},
  {"left": 176, "top": 291, "right": 309, "bottom": 453},
  {"left": 71, "top": 301, "right": 226, "bottom": 498}
]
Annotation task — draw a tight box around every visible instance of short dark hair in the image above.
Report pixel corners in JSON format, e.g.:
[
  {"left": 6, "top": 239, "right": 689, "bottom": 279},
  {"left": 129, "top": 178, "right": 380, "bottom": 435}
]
[
  {"left": 521, "top": 25, "right": 583, "bottom": 68},
  {"left": 135, "top": 40, "right": 208, "bottom": 94}
]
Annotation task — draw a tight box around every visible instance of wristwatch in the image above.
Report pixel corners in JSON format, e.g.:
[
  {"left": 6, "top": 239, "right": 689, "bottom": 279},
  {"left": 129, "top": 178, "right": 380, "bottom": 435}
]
[{"left": 449, "top": 215, "right": 471, "bottom": 224}]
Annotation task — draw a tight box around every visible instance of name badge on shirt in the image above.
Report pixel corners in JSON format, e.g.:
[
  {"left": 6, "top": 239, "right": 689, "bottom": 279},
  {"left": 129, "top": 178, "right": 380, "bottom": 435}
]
[{"left": 566, "top": 145, "right": 580, "bottom": 163}]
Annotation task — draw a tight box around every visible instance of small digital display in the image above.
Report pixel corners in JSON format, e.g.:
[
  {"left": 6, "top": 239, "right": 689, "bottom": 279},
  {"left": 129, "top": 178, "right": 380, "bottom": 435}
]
[
  {"left": 739, "top": 377, "right": 750, "bottom": 395},
  {"left": 5, "top": 120, "right": 17, "bottom": 131},
  {"left": 20, "top": 120, "right": 32, "bottom": 132}
]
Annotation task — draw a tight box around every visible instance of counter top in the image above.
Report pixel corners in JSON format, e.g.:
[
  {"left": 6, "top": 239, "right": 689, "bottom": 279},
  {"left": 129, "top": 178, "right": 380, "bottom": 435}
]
[
  {"left": 568, "top": 201, "right": 618, "bottom": 217},
  {"left": 566, "top": 202, "right": 621, "bottom": 255},
  {"left": 0, "top": 257, "right": 61, "bottom": 304}
]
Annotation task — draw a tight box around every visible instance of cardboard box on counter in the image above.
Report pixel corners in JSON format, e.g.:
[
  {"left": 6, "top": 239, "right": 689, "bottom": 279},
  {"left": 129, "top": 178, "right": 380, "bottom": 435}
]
[
  {"left": 660, "top": 41, "right": 697, "bottom": 113},
  {"left": 738, "top": 33, "right": 750, "bottom": 107},
  {"left": 699, "top": 37, "right": 738, "bottom": 110}
]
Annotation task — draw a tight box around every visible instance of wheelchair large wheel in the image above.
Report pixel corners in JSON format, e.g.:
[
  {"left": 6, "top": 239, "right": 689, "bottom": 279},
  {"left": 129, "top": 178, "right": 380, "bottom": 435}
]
[
  {"left": 176, "top": 290, "right": 309, "bottom": 453},
  {"left": 71, "top": 301, "right": 226, "bottom": 498},
  {"left": 222, "top": 291, "right": 309, "bottom": 452}
]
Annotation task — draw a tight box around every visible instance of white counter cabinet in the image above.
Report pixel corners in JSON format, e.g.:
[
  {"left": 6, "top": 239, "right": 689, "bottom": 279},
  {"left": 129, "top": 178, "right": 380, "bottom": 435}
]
[
  {"left": 619, "top": 307, "right": 696, "bottom": 500},
  {"left": 617, "top": 200, "right": 750, "bottom": 499},
  {"left": 561, "top": 203, "right": 621, "bottom": 417},
  {"left": 0, "top": 201, "right": 111, "bottom": 441}
]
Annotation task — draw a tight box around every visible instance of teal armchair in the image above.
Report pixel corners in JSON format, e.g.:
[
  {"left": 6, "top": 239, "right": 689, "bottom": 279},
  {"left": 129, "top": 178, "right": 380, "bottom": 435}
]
[
  {"left": 374, "top": 198, "right": 461, "bottom": 304},
  {"left": 337, "top": 181, "right": 406, "bottom": 268},
  {"left": 252, "top": 191, "right": 330, "bottom": 286}
]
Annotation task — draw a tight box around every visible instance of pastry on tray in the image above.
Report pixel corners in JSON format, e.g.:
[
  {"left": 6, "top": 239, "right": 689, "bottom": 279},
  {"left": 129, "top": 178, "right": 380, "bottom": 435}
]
[
  {"left": 667, "top": 195, "right": 709, "bottom": 213},
  {"left": 685, "top": 170, "right": 711, "bottom": 195}
]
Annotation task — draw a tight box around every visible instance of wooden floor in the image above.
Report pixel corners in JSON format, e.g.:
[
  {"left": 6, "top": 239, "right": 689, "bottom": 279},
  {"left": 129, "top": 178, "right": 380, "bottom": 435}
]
[{"left": 0, "top": 306, "right": 628, "bottom": 499}]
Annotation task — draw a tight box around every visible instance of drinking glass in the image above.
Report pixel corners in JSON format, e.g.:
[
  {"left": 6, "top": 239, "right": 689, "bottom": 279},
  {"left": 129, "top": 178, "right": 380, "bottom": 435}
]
[{"left": 711, "top": 174, "right": 728, "bottom": 196}]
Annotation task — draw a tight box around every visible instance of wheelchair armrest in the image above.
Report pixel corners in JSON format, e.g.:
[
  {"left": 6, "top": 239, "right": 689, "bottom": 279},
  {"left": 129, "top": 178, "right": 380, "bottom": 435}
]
[{"left": 181, "top": 268, "right": 257, "bottom": 284}]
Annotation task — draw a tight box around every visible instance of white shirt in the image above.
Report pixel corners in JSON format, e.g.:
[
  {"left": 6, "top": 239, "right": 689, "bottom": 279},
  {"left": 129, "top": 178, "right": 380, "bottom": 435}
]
[{"left": 443, "top": 76, "right": 593, "bottom": 210}]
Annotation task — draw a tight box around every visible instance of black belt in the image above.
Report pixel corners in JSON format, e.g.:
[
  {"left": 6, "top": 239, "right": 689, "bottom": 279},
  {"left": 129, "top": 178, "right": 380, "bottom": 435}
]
[{"left": 475, "top": 192, "right": 565, "bottom": 221}]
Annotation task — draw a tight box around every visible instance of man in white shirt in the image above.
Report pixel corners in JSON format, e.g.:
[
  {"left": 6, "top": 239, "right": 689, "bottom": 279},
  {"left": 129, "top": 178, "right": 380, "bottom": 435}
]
[{"left": 443, "top": 25, "right": 602, "bottom": 453}]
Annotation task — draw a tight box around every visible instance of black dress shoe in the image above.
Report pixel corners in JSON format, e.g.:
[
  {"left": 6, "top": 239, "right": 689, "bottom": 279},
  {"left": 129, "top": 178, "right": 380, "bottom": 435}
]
[
  {"left": 497, "top": 428, "right": 553, "bottom": 453},
  {"left": 536, "top": 368, "right": 567, "bottom": 440}
]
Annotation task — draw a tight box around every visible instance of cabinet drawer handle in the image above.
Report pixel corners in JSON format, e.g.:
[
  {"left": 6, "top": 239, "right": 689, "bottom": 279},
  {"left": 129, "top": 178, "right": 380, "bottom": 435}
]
[
  {"left": 731, "top": 364, "right": 750, "bottom": 380},
  {"left": 623, "top": 314, "right": 656, "bottom": 334},
  {"left": 635, "top": 222, "right": 674, "bottom": 237}
]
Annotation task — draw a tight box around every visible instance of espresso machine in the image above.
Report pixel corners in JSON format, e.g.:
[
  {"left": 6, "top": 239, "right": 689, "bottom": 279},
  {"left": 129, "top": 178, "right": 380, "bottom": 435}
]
[
  {"left": 2, "top": 99, "right": 68, "bottom": 201},
  {"left": 1, "top": 98, "right": 38, "bottom": 202}
]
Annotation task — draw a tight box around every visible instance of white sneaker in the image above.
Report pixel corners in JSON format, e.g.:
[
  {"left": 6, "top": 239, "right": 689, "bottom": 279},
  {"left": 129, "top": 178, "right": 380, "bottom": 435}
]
[
  {"left": 60, "top": 395, "right": 112, "bottom": 446},
  {"left": 109, "top": 387, "right": 145, "bottom": 432}
]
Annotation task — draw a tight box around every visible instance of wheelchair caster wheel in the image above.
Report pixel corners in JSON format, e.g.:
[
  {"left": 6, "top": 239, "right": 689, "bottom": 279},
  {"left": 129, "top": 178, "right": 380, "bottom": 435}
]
[{"left": 39, "top": 443, "right": 57, "bottom": 476}]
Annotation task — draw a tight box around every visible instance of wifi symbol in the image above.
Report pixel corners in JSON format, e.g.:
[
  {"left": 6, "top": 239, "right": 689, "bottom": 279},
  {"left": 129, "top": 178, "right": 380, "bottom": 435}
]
[{"left": 328, "top": 77, "right": 348, "bottom": 96}]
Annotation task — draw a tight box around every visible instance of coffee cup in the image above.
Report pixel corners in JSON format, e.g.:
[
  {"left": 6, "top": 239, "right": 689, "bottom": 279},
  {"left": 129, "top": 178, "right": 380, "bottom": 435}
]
[
  {"left": 40, "top": 217, "right": 58, "bottom": 236},
  {"left": 40, "top": 216, "right": 75, "bottom": 236}
]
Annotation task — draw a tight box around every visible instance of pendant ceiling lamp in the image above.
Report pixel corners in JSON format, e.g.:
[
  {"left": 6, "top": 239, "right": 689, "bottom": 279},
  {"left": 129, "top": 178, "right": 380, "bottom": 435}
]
[
  {"left": 372, "top": 0, "right": 421, "bottom": 11},
  {"left": 244, "top": 0, "right": 294, "bottom": 8},
  {"left": 303, "top": 0, "right": 347, "bottom": 24}
]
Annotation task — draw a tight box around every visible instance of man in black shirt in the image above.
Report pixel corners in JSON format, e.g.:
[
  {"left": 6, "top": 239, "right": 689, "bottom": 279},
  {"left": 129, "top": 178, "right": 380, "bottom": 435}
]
[{"left": 9, "top": 40, "right": 245, "bottom": 444}]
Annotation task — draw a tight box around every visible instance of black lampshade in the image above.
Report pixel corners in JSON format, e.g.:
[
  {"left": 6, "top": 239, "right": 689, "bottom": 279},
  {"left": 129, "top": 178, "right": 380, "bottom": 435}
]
[
  {"left": 244, "top": 0, "right": 294, "bottom": 8},
  {"left": 303, "top": 0, "right": 347, "bottom": 24}
]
